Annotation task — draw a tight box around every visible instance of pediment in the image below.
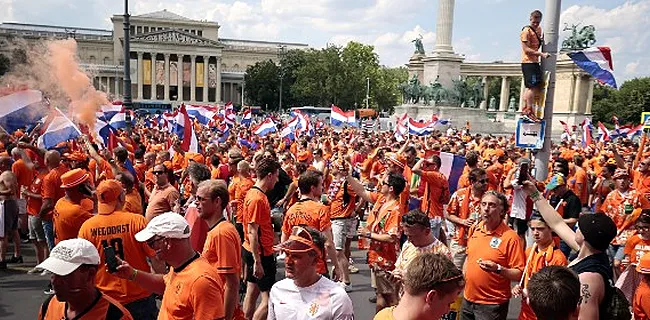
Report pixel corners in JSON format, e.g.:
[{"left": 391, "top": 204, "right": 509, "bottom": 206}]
[{"left": 131, "top": 29, "right": 221, "bottom": 47}]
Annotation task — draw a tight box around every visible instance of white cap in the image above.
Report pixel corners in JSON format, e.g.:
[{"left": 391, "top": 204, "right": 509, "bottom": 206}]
[
  {"left": 135, "top": 212, "right": 191, "bottom": 242},
  {"left": 36, "top": 238, "right": 100, "bottom": 276}
]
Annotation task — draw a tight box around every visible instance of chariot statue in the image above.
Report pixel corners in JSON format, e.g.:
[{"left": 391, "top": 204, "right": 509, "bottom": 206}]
[
  {"left": 412, "top": 35, "right": 425, "bottom": 55},
  {"left": 562, "top": 23, "right": 596, "bottom": 50}
]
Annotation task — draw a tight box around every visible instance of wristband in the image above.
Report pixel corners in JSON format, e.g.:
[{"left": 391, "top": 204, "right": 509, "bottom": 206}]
[
  {"left": 495, "top": 264, "right": 503, "bottom": 274},
  {"left": 366, "top": 232, "right": 372, "bottom": 239},
  {"left": 530, "top": 190, "right": 542, "bottom": 202},
  {"left": 129, "top": 268, "right": 138, "bottom": 281}
]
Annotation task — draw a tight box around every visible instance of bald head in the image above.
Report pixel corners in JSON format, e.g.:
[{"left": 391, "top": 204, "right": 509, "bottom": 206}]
[{"left": 45, "top": 150, "right": 61, "bottom": 169}]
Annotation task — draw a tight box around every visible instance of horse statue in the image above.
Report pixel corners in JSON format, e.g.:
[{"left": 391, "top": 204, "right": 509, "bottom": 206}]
[
  {"left": 412, "top": 34, "right": 425, "bottom": 55},
  {"left": 562, "top": 23, "right": 597, "bottom": 50}
]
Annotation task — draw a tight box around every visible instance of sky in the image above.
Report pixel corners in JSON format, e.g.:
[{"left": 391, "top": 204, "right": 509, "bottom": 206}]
[{"left": 1, "top": 0, "right": 648, "bottom": 82}]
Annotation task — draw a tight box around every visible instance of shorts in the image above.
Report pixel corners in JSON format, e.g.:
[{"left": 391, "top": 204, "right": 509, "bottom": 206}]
[
  {"left": 28, "top": 215, "right": 46, "bottom": 242},
  {"left": 371, "top": 269, "right": 397, "bottom": 295},
  {"left": 235, "top": 222, "right": 245, "bottom": 244},
  {"left": 521, "top": 63, "right": 543, "bottom": 89},
  {"left": 1, "top": 199, "right": 19, "bottom": 234},
  {"left": 331, "top": 218, "right": 357, "bottom": 250},
  {"left": 461, "top": 298, "right": 509, "bottom": 320},
  {"left": 124, "top": 295, "right": 159, "bottom": 320},
  {"left": 243, "top": 249, "right": 276, "bottom": 292},
  {"left": 507, "top": 217, "right": 528, "bottom": 236}
]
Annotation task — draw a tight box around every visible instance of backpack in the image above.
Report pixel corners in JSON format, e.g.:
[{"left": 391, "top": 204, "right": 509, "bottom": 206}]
[{"left": 601, "top": 285, "right": 632, "bottom": 320}]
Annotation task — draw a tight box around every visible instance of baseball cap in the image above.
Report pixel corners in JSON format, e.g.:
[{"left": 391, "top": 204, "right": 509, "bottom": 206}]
[
  {"left": 613, "top": 168, "right": 630, "bottom": 179},
  {"left": 135, "top": 212, "right": 191, "bottom": 242},
  {"left": 97, "top": 179, "right": 124, "bottom": 214},
  {"left": 546, "top": 174, "right": 566, "bottom": 191},
  {"left": 637, "top": 252, "right": 650, "bottom": 274},
  {"left": 578, "top": 214, "right": 617, "bottom": 252},
  {"left": 36, "top": 238, "right": 100, "bottom": 276}
]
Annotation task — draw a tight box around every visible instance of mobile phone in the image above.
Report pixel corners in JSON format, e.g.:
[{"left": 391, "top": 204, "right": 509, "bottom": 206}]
[
  {"left": 104, "top": 246, "right": 118, "bottom": 273},
  {"left": 517, "top": 162, "right": 529, "bottom": 185}
]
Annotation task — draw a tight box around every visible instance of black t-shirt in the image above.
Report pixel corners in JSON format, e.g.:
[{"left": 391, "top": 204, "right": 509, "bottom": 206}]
[
  {"left": 548, "top": 189, "right": 582, "bottom": 220},
  {"left": 266, "top": 168, "right": 292, "bottom": 207}
]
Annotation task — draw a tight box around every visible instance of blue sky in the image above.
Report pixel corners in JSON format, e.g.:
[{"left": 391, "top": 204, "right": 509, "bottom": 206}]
[{"left": 1, "top": 0, "right": 648, "bottom": 82}]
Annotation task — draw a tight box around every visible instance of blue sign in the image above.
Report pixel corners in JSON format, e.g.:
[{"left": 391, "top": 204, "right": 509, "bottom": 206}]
[{"left": 515, "top": 119, "right": 546, "bottom": 149}]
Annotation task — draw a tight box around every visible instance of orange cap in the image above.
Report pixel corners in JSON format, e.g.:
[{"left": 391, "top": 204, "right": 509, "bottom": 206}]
[
  {"left": 297, "top": 151, "right": 310, "bottom": 162},
  {"left": 97, "top": 179, "right": 123, "bottom": 214},
  {"left": 60, "top": 168, "right": 90, "bottom": 189},
  {"left": 386, "top": 153, "right": 406, "bottom": 170},
  {"left": 637, "top": 252, "right": 650, "bottom": 274}
]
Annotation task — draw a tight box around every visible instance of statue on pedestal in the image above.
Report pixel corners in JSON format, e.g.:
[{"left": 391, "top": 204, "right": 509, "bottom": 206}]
[
  {"left": 488, "top": 96, "right": 497, "bottom": 111},
  {"left": 412, "top": 35, "right": 425, "bottom": 55},
  {"left": 508, "top": 96, "right": 516, "bottom": 112},
  {"left": 562, "top": 23, "right": 596, "bottom": 50}
]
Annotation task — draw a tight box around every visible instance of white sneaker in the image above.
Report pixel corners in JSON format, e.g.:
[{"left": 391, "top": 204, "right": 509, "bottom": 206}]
[
  {"left": 277, "top": 252, "right": 286, "bottom": 260},
  {"left": 348, "top": 265, "right": 359, "bottom": 274},
  {"left": 43, "top": 288, "right": 55, "bottom": 295},
  {"left": 27, "top": 267, "right": 41, "bottom": 274},
  {"left": 337, "top": 282, "right": 351, "bottom": 292},
  {"left": 40, "top": 269, "right": 50, "bottom": 276}
]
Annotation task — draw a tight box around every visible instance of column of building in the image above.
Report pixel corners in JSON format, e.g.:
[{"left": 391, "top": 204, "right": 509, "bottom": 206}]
[{"left": 498, "top": 76, "right": 510, "bottom": 112}]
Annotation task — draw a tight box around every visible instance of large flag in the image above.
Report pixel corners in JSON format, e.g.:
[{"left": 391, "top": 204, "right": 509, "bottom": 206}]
[
  {"left": 241, "top": 109, "right": 252, "bottom": 126},
  {"left": 254, "top": 119, "right": 277, "bottom": 137},
  {"left": 280, "top": 126, "right": 295, "bottom": 142},
  {"left": 0, "top": 89, "right": 50, "bottom": 133},
  {"left": 99, "top": 102, "right": 124, "bottom": 121},
  {"left": 567, "top": 47, "right": 617, "bottom": 88},
  {"left": 186, "top": 104, "right": 218, "bottom": 125},
  {"left": 408, "top": 118, "right": 433, "bottom": 136},
  {"left": 439, "top": 152, "right": 466, "bottom": 195},
  {"left": 597, "top": 121, "right": 610, "bottom": 142},
  {"left": 331, "top": 105, "right": 356, "bottom": 126},
  {"left": 37, "top": 108, "right": 82, "bottom": 149},
  {"left": 581, "top": 118, "right": 593, "bottom": 146},
  {"left": 173, "top": 105, "right": 199, "bottom": 152},
  {"left": 559, "top": 120, "right": 571, "bottom": 135},
  {"left": 625, "top": 124, "right": 644, "bottom": 139}
]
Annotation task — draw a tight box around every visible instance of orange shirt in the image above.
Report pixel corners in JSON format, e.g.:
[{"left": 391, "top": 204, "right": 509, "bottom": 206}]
[
  {"left": 420, "top": 170, "right": 450, "bottom": 218},
  {"left": 78, "top": 210, "right": 155, "bottom": 304},
  {"left": 145, "top": 184, "right": 180, "bottom": 222},
  {"left": 634, "top": 280, "right": 650, "bottom": 320},
  {"left": 159, "top": 255, "right": 225, "bottom": 320},
  {"left": 12, "top": 158, "right": 33, "bottom": 196},
  {"left": 39, "top": 291, "right": 133, "bottom": 320},
  {"left": 366, "top": 193, "right": 401, "bottom": 271},
  {"left": 124, "top": 189, "right": 143, "bottom": 215},
  {"left": 521, "top": 25, "right": 543, "bottom": 63},
  {"left": 171, "top": 152, "right": 187, "bottom": 172},
  {"left": 624, "top": 234, "right": 650, "bottom": 265},
  {"left": 202, "top": 219, "right": 242, "bottom": 283},
  {"left": 234, "top": 176, "right": 254, "bottom": 223},
  {"left": 328, "top": 179, "right": 356, "bottom": 219},
  {"left": 519, "top": 244, "right": 568, "bottom": 320},
  {"left": 282, "top": 199, "right": 331, "bottom": 274},
  {"left": 242, "top": 187, "right": 274, "bottom": 256},
  {"left": 53, "top": 198, "right": 93, "bottom": 245},
  {"left": 601, "top": 190, "right": 650, "bottom": 245},
  {"left": 464, "top": 221, "right": 525, "bottom": 305},
  {"left": 41, "top": 164, "right": 68, "bottom": 220},
  {"left": 635, "top": 172, "right": 650, "bottom": 200},
  {"left": 26, "top": 171, "right": 45, "bottom": 216},
  {"left": 447, "top": 188, "right": 482, "bottom": 247},
  {"left": 568, "top": 167, "right": 589, "bottom": 205},
  {"left": 134, "top": 162, "right": 147, "bottom": 182}
]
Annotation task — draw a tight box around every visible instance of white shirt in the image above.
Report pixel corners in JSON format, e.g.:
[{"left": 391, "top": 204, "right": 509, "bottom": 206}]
[
  {"left": 509, "top": 180, "right": 528, "bottom": 220},
  {"left": 268, "top": 276, "right": 354, "bottom": 320}
]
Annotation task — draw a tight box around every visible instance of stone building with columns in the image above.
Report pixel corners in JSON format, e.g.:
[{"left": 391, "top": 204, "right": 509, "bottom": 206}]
[{"left": 0, "top": 9, "right": 307, "bottom": 107}]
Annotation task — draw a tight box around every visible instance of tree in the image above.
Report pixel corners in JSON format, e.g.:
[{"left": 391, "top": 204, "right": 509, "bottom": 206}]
[
  {"left": 372, "top": 67, "right": 407, "bottom": 112},
  {"left": 592, "top": 78, "right": 650, "bottom": 125},
  {"left": 243, "top": 60, "right": 280, "bottom": 110},
  {"left": 0, "top": 53, "right": 10, "bottom": 76}
]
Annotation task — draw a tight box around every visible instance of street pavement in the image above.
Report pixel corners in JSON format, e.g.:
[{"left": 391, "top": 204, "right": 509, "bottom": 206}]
[{"left": 0, "top": 241, "right": 521, "bottom": 319}]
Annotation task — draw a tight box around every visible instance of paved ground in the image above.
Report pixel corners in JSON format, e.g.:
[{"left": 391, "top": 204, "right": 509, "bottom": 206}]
[{"left": 0, "top": 241, "right": 521, "bottom": 319}]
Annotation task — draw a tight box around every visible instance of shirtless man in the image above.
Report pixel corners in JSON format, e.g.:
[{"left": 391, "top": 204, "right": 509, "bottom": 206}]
[{"left": 0, "top": 156, "right": 20, "bottom": 269}]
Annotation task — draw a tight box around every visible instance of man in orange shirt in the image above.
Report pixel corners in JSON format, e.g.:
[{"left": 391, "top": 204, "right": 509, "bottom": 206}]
[
  {"left": 78, "top": 179, "right": 159, "bottom": 319},
  {"left": 233, "top": 160, "right": 254, "bottom": 240},
  {"left": 22, "top": 160, "right": 48, "bottom": 273},
  {"left": 116, "top": 172, "right": 142, "bottom": 215},
  {"left": 39, "top": 151, "right": 68, "bottom": 254},
  {"left": 242, "top": 157, "right": 280, "bottom": 320},
  {"left": 462, "top": 191, "right": 525, "bottom": 320},
  {"left": 412, "top": 155, "right": 450, "bottom": 241},
  {"left": 635, "top": 158, "right": 650, "bottom": 201},
  {"left": 114, "top": 212, "right": 226, "bottom": 320},
  {"left": 568, "top": 155, "right": 589, "bottom": 207},
  {"left": 145, "top": 164, "right": 180, "bottom": 222},
  {"left": 281, "top": 170, "right": 343, "bottom": 282},
  {"left": 53, "top": 168, "right": 94, "bottom": 245},
  {"left": 446, "top": 168, "right": 488, "bottom": 269},
  {"left": 196, "top": 179, "right": 244, "bottom": 320},
  {"left": 37, "top": 238, "right": 133, "bottom": 320},
  {"left": 634, "top": 253, "right": 650, "bottom": 320},
  {"left": 520, "top": 10, "right": 551, "bottom": 122}
]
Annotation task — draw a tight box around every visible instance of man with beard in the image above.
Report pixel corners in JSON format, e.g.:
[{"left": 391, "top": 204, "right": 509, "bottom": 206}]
[
  {"left": 37, "top": 238, "right": 133, "bottom": 319},
  {"left": 268, "top": 226, "right": 353, "bottom": 320}
]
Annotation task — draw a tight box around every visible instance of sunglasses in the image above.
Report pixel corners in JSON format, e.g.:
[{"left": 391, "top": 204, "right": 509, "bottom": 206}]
[
  {"left": 146, "top": 236, "right": 165, "bottom": 248},
  {"left": 153, "top": 171, "right": 165, "bottom": 175}
]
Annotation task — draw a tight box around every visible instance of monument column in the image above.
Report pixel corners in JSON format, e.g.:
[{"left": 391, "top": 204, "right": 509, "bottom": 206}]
[
  {"left": 177, "top": 55, "right": 184, "bottom": 101},
  {"left": 137, "top": 52, "right": 143, "bottom": 100},
  {"left": 216, "top": 57, "right": 222, "bottom": 102},
  {"left": 151, "top": 53, "right": 157, "bottom": 100},
  {"left": 480, "top": 76, "right": 489, "bottom": 110},
  {"left": 190, "top": 55, "right": 196, "bottom": 102},
  {"left": 434, "top": 0, "right": 456, "bottom": 53},
  {"left": 114, "top": 77, "right": 119, "bottom": 97},
  {"left": 572, "top": 75, "right": 583, "bottom": 114},
  {"left": 164, "top": 54, "right": 170, "bottom": 102},
  {"left": 518, "top": 77, "right": 525, "bottom": 111},
  {"left": 498, "top": 76, "right": 510, "bottom": 112},
  {"left": 203, "top": 56, "right": 209, "bottom": 102}
]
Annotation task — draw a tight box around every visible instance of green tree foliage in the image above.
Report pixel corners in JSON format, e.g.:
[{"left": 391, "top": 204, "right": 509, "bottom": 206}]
[
  {"left": 0, "top": 53, "right": 9, "bottom": 76},
  {"left": 592, "top": 78, "right": 650, "bottom": 126},
  {"left": 243, "top": 42, "right": 408, "bottom": 111}
]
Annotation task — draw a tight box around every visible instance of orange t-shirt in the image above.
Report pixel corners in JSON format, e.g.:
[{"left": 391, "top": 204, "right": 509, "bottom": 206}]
[
  {"left": 282, "top": 199, "right": 331, "bottom": 274},
  {"left": 145, "top": 184, "right": 180, "bottom": 222},
  {"left": 159, "top": 255, "right": 225, "bottom": 320},
  {"left": 328, "top": 179, "right": 356, "bottom": 220},
  {"left": 202, "top": 219, "right": 242, "bottom": 282},
  {"left": 568, "top": 167, "right": 589, "bottom": 205},
  {"left": 124, "top": 189, "right": 143, "bottom": 215},
  {"left": 624, "top": 234, "right": 650, "bottom": 265},
  {"left": 171, "top": 152, "right": 187, "bottom": 172},
  {"left": 420, "top": 170, "right": 450, "bottom": 218},
  {"left": 133, "top": 162, "right": 147, "bottom": 182},
  {"left": 242, "top": 187, "right": 274, "bottom": 256},
  {"left": 635, "top": 172, "right": 650, "bottom": 200},
  {"left": 234, "top": 177, "right": 254, "bottom": 223},
  {"left": 39, "top": 291, "right": 133, "bottom": 320},
  {"left": 366, "top": 193, "right": 401, "bottom": 271},
  {"left": 601, "top": 190, "right": 650, "bottom": 245},
  {"left": 53, "top": 198, "right": 93, "bottom": 245},
  {"left": 521, "top": 26, "right": 543, "bottom": 63},
  {"left": 78, "top": 210, "right": 155, "bottom": 304},
  {"left": 26, "top": 171, "right": 45, "bottom": 216},
  {"left": 634, "top": 280, "right": 650, "bottom": 320},
  {"left": 446, "top": 188, "right": 482, "bottom": 247},
  {"left": 464, "top": 221, "right": 525, "bottom": 305},
  {"left": 41, "top": 164, "right": 68, "bottom": 220},
  {"left": 519, "top": 244, "right": 568, "bottom": 320},
  {"left": 12, "top": 158, "right": 33, "bottom": 196}
]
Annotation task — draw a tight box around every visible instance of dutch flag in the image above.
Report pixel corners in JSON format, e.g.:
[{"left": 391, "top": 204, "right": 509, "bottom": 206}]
[
  {"left": 331, "top": 105, "right": 356, "bottom": 127},
  {"left": 568, "top": 47, "right": 617, "bottom": 88},
  {"left": 186, "top": 104, "right": 218, "bottom": 125},
  {"left": 37, "top": 108, "right": 82, "bottom": 150},
  {"left": 0, "top": 90, "right": 50, "bottom": 133},
  {"left": 408, "top": 118, "right": 434, "bottom": 136},
  {"left": 254, "top": 119, "right": 277, "bottom": 137},
  {"left": 241, "top": 109, "right": 252, "bottom": 126}
]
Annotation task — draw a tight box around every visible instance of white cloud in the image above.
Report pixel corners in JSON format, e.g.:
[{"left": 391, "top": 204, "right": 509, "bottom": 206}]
[
  {"left": 0, "top": 0, "right": 14, "bottom": 22},
  {"left": 625, "top": 61, "right": 639, "bottom": 75}
]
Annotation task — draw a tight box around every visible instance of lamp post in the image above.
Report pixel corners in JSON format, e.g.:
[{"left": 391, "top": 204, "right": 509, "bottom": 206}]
[
  {"left": 366, "top": 77, "right": 370, "bottom": 108},
  {"left": 123, "top": 0, "right": 133, "bottom": 134},
  {"left": 277, "top": 44, "right": 286, "bottom": 111}
]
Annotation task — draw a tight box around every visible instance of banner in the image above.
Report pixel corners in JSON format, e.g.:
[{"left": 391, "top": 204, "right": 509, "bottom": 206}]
[
  {"left": 196, "top": 62, "right": 204, "bottom": 87},
  {"left": 143, "top": 59, "right": 152, "bottom": 85},
  {"left": 155, "top": 60, "right": 165, "bottom": 86},
  {"left": 170, "top": 61, "right": 178, "bottom": 86},
  {"left": 208, "top": 63, "right": 217, "bottom": 88},
  {"left": 183, "top": 62, "right": 191, "bottom": 87},
  {"left": 130, "top": 59, "right": 138, "bottom": 84}
]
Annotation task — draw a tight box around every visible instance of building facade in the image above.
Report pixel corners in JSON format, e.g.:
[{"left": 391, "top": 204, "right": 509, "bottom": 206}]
[{"left": 0, "top": 9, "right": 308, "bottom": 107}]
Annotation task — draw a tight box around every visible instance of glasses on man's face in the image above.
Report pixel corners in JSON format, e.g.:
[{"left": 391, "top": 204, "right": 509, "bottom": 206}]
[{"left": 146, "top": 237, "right": 165, "bottom": 248}]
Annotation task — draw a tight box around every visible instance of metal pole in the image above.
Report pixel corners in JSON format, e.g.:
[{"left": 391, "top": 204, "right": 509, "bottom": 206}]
[
  {"left": 366, "top": 77, "right": 370, "bottom": 108},
  {"left": 123, "top": 0, "right": 133, "bottom": 134},
  {"left": 534, "top": 0, "right": 561, "bottom": 182},
  {"left": 278, "top": 45, "right": 286, "bottom": 111}
]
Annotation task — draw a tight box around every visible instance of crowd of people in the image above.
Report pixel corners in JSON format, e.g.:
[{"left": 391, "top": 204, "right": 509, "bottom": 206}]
[{"left": 0, "top": 109, "right": 649, "bottom": 320}]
